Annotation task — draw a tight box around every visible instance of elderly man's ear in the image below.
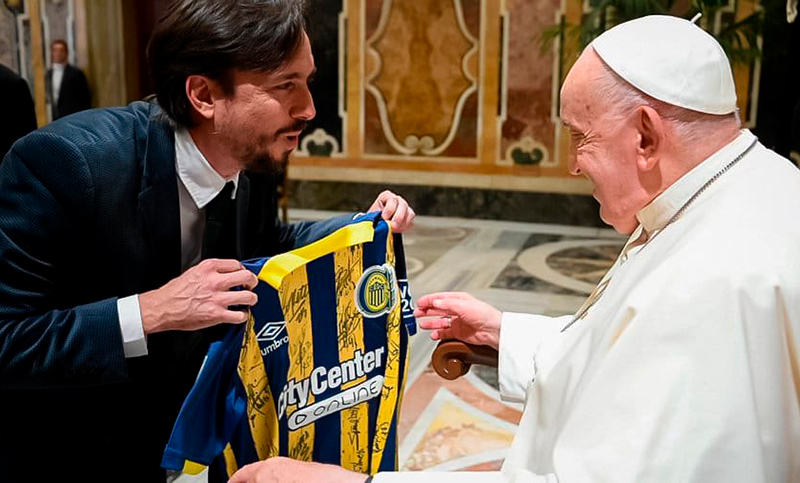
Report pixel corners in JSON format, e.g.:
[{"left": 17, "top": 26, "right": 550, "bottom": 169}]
[{"left": 634, "top": 105, "right": 664, "bottom": 171}]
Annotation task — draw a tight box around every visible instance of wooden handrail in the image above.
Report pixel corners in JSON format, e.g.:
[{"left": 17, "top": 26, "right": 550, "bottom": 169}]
[{"left": 431, "top": 340, "right": 499, "bottom": 380}]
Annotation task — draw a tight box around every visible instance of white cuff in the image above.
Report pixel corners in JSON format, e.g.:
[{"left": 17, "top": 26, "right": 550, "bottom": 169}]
[
  {"left": 498, "top": 312, "right": 566, "bottom": 403},
  {"left": 117, "top": 295, "right": 148, "bottom": 358}
]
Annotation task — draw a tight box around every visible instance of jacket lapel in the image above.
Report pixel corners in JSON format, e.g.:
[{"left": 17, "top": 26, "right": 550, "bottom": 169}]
[{"left": 138, "top": 107, "right": 181, "bottom": 283}]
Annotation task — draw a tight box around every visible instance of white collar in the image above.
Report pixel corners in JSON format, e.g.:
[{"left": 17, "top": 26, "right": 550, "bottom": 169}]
[
  {"left": 174, "top": 127, "right": 240, "bottom": 209},
  {"left": 636, "top": 129, "right": 756, "bottom": 234}
]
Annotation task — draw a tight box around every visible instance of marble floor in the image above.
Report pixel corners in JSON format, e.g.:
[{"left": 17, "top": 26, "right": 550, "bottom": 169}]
[{"left": 174, "top": 210, "right": 624, "bottom": 481}]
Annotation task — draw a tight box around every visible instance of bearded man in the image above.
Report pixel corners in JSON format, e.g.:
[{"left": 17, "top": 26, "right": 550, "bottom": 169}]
[
  {"left": 230, "top": 14, "right": 800, "bottom": 483},
  {"left": 0, "top": 1, "right": 413, "bottom": 481}
]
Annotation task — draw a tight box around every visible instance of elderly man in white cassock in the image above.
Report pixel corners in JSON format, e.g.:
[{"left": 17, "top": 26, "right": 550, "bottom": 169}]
[{"left": 228, "top": 15, "right": 800, "bottom": 483}]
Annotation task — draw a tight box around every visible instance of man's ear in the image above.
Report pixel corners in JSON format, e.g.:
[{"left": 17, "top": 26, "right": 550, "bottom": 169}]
[
  {"left": 185, "top": 75, "right": 219, "bottom": 122},
  {"left": 635, "top": 106, "right": 664, "bottom": 171}
]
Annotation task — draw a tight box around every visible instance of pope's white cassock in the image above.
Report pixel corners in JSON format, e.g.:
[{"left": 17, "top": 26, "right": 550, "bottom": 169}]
[{"left": 376, "top": 130, "right": 800, "bottom": 482}]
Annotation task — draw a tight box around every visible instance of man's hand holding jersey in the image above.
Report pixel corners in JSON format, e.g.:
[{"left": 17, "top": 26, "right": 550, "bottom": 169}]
[{"left": 137, "top": 190, "right": 415, "bottom": 335}]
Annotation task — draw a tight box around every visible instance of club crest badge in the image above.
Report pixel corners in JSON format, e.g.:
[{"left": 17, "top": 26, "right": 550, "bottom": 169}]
[{"left": 356, "top": 264, "right": 398, "bottom": 318}]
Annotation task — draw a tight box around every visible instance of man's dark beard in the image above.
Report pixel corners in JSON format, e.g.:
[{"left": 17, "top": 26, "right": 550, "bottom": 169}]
[
  {"left": 242, "top": 120, "right": 306, "bottom": 175},
  {"left": 245, "top": 150, "right": 289, "bottom": 175}
]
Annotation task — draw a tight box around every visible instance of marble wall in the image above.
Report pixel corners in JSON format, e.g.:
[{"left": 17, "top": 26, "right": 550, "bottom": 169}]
[
  {"left": 291, "top": 0, "right": 763, "bottom": 201},
  {"left": 0, "top": 2, "right": 20, "bottom": 73}
]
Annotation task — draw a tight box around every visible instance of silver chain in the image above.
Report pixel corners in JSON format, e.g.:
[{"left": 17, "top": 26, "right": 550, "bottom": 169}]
[{"left": 643, "top": 137, "right": 758, "bottom": 248}]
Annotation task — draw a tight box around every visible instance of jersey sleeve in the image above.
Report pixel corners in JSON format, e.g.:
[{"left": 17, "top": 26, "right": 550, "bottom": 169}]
[{"left": 161, "top": 327, "right": 247, "bottom": 474}]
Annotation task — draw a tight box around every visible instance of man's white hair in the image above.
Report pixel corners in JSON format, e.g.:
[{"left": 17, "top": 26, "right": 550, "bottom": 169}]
[{"left": 590, "top": 47, "right": 741, "bottom": 144}]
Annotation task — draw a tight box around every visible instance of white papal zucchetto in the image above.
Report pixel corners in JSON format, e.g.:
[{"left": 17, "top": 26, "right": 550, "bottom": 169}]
[{"left": 591, "top": 15, "right": 738, "bottom": 115}]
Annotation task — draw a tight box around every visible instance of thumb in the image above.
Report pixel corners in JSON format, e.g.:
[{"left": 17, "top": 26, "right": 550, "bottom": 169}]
[{"left": 228, "top": 462, "right": 260, "bottom": 483}]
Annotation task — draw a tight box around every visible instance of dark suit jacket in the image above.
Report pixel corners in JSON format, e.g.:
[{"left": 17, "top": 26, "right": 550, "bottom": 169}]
[
  {"left": 0, "top": 64, "right": 37, "bottom": 160},
  {"left": 46, "top": 63, "right": 91, "bottom": 120},
  {"left": 0, "top": 101, "right": 350, "bottom": 482}
]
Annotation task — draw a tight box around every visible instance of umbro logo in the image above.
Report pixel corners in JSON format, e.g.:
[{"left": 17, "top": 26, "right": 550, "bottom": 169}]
[{"left": 256, "top": 321, "right": 287, "bottom": 342}]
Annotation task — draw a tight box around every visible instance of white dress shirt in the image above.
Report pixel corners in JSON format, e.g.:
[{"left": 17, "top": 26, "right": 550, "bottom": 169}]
[
  {"left": 377, "top": 130, "right": 800, "bottom": 481},
  {"left": 51, "top": 62, "right": 65, "bottom": 104},
  {"left": 116, "top": 128, "right": 239, "bottom": 358}
]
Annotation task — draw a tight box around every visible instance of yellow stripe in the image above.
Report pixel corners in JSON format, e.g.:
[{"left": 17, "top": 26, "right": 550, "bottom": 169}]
[
  {"left": 259, "top": 220, "right": 375, "bottom": 289},
  {"left": 181, "top": 461, "right": 206, "bottom": 475},
  {"left": 370, "top": 229, "right": 402, "bottom": 472},
  {"left": 334, "top": 245, "right": 369, "bottom": 472},
  {"left": 223, "top": 443, "right": 239, "bottom": 478},
  {"left": 280, "top": 266, "right": 316, "bottom": 461},
  {"left": 237, "top": 313, "right": 280, "bottom": 460}
]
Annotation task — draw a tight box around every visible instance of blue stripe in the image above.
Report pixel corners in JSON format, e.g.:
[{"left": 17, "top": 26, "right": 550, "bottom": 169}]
[{"left": 306, "top": 252, "right": 343, "bottom": 463}]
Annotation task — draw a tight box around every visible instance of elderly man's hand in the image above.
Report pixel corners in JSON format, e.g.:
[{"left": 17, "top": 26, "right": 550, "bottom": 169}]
[
  {"left": 368, "top": 190, "right": 415, "bottom": 233},
  {"left": 415, "top": 292, "right": 502, "bottom": 350},
  {"left": 228, "top": 457, "right": 367, "bottom": 483}
]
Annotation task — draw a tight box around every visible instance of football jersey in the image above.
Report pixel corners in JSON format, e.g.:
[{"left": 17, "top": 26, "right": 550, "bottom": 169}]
[{"left": 161, "top": 212, "right": 415, "bottom": 477}]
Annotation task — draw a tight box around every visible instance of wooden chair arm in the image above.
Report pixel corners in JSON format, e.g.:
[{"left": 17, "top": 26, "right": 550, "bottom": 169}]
[{"left": 431, "top": 339, "right": 499, "bottom": 380}]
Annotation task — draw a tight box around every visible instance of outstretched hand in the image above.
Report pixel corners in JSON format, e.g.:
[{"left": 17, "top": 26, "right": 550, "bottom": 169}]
[
  {"left": 414, "top": 292, "right": 502, "bottom": 350},
  {"left": 228, "top": 457, "right": 365, "bottom": 483},
  {"left": 368, "top": 190, "right": 415, "bottom": 233}
]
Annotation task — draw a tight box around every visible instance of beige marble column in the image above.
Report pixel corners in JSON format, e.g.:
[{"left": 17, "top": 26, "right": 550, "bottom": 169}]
[
  {"left": 83, "top": 0, "right": 126, "bottom": 107},
  {"left": 28, "top": 0, "right": 47, "bottom": 127}
]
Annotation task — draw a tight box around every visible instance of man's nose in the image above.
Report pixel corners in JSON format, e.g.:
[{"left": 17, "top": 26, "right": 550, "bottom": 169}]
[{"left": 293, "top": 86, "right": 316, "bottom": 121}]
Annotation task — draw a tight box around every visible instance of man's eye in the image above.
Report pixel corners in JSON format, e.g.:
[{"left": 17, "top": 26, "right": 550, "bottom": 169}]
[{"left": 276, "top": 83, "right": 293, "bottom": 90}]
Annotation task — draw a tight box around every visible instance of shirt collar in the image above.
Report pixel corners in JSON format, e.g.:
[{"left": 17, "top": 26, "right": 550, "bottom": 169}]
[
  {"left": 174, "top": 127, "right": 240, "bottom": 209},
  {"left": 53, "top": 63, "right": 65, "bottom": 72},
  {"left": 636, "top": 129, "right": 756, "bottom": 234}
]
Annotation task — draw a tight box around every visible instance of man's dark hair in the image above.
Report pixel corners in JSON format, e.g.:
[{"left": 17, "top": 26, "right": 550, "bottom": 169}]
[
  {"left": 147, "top": 0, "right": 307, "bottom": 127},
  {"left": 51, "top": 39, "right": 68, "bottom": 50}
]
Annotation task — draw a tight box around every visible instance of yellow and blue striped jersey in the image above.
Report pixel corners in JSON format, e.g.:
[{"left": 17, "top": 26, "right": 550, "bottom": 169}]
[{"left": 161, "top": 212, "right": 415, "bottom": 477}]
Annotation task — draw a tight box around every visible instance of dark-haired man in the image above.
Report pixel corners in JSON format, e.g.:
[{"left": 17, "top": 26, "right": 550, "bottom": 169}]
[
  {"left": 46, "top": 39, "right": 91, "bottom": 120},
  {"left": 0, "top": 1, "right": 413, "bottom": 481}
]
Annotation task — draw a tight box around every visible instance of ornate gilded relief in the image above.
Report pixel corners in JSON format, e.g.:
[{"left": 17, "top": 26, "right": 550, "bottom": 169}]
[{"left": 364, "top": 0, "right": 479, "bottom": 157}]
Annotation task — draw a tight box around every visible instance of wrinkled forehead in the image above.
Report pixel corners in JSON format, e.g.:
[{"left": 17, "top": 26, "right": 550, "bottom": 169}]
[{"left": 559, "top": 50, "right": 596, "bottom": 121}]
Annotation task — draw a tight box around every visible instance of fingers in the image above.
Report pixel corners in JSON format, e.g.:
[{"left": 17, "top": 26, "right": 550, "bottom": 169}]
[
  {"left": 416, "top": 292, "right": 475, "bottom": 309},
  {"left": 367, "top": 189, "right": 392, "bottom": 212},
  {"left": 430, "top": 328, "right": 455, "bottom": 341},
  {"left": 199, "top": 258, "right": 243, "bottom": 273},
  {"left": 367, "top": 191, "right": 416, "bottom": 233},
  {"left": 414, "top": 308, "right": 457, "bottom": 318},
  {"left": 427, "top": 297, "right": 475, "bottom": 318},
  {"left": 228, "top": 461, "right": 261, "bottom": 483},
  {"left": 417, "top": 316, "right": 454, "bottom": 331},
  {"left": 386, "top": 199, "right": 406, "bottom": 230},
  {"left": 380, "top": 195, "right": 399, "bottom": 222},
  {"left": 220, "top": 289, "right": 258, "bottom": 308},
  {"left": 390, "top": 202, "right": 415, "bottom": 233},
  {"left": 216, "top": 267, "right": 259, "bottom": 290},
  {"left": 220, "top": 308, "right": 250, "bottom": 324}
]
